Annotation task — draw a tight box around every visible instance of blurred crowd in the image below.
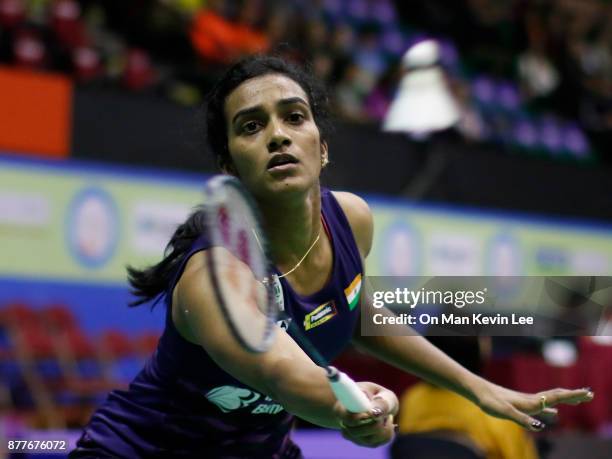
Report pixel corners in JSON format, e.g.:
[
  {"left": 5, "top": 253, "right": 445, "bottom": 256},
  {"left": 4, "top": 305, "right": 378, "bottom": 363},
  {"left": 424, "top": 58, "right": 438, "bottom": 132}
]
[
  {"left": 0, "top": 0, "right": 610, "bottom": 159},
  {"left": 397, "top": 0, "right": 611, "bottom": 160}
]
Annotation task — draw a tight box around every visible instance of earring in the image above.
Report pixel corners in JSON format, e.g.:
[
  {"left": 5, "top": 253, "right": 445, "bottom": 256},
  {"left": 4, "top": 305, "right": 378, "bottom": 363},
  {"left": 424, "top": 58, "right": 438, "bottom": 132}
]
[{"left": 321, "top": 156, "right": 329, "bottom": 168}]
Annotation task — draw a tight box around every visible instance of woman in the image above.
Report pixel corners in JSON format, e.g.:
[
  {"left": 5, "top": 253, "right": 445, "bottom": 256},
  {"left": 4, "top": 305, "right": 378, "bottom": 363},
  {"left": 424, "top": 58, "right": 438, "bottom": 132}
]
[{"left": 71, "top": 56, "right": 593, "bottom": 458}]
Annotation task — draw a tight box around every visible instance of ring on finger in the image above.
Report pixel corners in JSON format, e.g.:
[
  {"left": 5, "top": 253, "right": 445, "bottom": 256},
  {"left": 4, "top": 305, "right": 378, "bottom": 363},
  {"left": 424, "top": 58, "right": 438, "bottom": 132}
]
[{"left": 540, "top": 395, "right": 547, "bottom": 411}]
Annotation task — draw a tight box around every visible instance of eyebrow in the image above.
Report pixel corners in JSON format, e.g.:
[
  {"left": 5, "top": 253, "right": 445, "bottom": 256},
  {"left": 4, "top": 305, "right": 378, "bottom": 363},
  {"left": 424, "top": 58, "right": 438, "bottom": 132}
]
[{"left": 231, "top": 97, "right": 310, "bottom": 124}]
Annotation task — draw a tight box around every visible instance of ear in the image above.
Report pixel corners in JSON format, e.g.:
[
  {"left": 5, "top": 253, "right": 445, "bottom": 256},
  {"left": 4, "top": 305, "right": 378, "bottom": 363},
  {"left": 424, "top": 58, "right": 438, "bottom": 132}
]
[{"left": 320, "top": 141, "right": 329, "bottom": 167}]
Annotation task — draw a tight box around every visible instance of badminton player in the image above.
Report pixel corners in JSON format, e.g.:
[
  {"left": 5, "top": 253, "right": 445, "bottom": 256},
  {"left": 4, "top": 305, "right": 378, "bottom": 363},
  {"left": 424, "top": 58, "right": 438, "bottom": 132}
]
[{"left": 70, "top": 56, "right": 594, "bottom": 458}]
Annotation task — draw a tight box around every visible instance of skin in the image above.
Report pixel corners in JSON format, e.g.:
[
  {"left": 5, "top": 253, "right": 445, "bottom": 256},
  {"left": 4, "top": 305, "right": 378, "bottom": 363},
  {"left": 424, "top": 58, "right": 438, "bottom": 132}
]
[
  {"left": 172, "top": 73, "right": 593, "bottom": 448},
  {"left": 223, "top": 74, "right": 330, "bottom": 286}
]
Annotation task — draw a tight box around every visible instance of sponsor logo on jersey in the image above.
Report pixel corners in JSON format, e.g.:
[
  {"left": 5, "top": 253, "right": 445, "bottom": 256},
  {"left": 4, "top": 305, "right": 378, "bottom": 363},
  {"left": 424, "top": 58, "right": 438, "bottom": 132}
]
[
  {"left": 205, "top": 386, "right": 261, "bottom": 413},
  {"left": 304, "top": 301, "right": 337, "bottom": 331},
  {"left": 251, "top": 396, "right": 284, "bottom": 415},
  {"left": 205, "top": 386, "right": 284, "bottom": 415}
]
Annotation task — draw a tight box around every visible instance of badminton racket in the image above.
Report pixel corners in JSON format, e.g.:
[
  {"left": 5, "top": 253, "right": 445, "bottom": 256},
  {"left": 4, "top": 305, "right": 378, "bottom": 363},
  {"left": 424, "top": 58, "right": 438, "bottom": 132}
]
[{"left": 203, "top": 175, "right": 371, "bottom": 413}]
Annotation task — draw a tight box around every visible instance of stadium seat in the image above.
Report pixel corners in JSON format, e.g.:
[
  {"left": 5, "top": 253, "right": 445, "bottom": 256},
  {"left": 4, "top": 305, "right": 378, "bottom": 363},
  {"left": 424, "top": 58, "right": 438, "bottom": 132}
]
[
  {"left": 122, "top": 48, "right": 156, "bottom": 91},
  {"left": 99, "top": 330, "right": 134, "bottom": 359},
  {"left": 0, "top": 322, "right": 11, "bottom": 358},
  {"left": 135, "top": 331, "right": 160, "bottom": 355},
  {"left": 0, "top": 302, "right": 39, "bottom": 328},
  {"left": 0, "top": 0, "right": 26, "bottom": 28},
  {"left": 471, "top": 76, "right": 496, "bottom": 106},
  {"left": 371, "top": 0, "right": 396, "bottom": 26},
  {"left": 61, "top": 328, "right": 97, "bottom": 359},
  {"left": 20, "top": 324, "right": 56, "bottom": 359},
  {"left": 40, "top": 304, "right": 78, "bottom": 333},
  {"left": 51, "top": 0, "right": 87, "bottom": 49},
  {"left": 496, "top": 81, "right": 521, "bottom": 112}
]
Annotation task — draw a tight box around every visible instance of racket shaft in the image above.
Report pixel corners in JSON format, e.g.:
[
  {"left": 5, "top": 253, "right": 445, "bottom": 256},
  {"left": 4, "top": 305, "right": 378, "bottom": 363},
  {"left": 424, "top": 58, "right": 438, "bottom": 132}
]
[{"left": 327, "top": 366, "right": 372, "bottom": 413}]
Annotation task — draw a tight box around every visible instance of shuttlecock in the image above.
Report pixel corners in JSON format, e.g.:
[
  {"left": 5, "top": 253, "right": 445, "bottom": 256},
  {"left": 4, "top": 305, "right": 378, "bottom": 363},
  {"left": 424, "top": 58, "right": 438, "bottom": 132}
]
[{"left": 383, "top": 39, "right": 460, "bottom": 136}]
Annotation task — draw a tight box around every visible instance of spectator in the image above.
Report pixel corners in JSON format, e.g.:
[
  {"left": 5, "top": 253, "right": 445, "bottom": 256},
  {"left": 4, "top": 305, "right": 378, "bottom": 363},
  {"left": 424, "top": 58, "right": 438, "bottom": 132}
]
[
  {"left": 517, "top": 6, "right": 560, "bottom": 105},
  {"left": 364, "top": 60, "right": 400, "bottom": 121},
  {"left": 396, "top": 336, "right": 539, "bottom": 459},
  {"left": 334, "top": 62, "right": 371, "bottom": 122},
  {"left": 189, "top": 0, "right": 269, "bottom": 65}
]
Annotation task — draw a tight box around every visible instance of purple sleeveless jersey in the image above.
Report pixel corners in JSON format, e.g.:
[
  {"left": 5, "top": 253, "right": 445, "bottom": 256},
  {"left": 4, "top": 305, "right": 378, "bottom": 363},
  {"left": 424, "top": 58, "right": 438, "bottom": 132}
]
[{"left": 74, "top": 189, "right": 364, "bottom": 458}]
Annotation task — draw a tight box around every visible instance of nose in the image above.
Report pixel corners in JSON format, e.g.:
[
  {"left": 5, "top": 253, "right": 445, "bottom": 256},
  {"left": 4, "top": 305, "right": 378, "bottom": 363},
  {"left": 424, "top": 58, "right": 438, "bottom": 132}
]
[{"left": 267, "top": 118, "right": 291, "bottom": 153}]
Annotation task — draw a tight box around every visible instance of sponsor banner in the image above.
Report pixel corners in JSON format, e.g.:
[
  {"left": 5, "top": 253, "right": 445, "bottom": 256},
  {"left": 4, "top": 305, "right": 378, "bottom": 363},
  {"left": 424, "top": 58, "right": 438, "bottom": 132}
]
[
  {"left": 369, "top": 203, "right": 612, "bottom": 276},
  {"left": 0, "top": 67, "right": 71, "bottom": 158},
  {"left": 131, "top": 201, "right": 193, "bottom": 256},
  {"left": 0, "top": 158, "right": 203, "bottom": 282},
  {"left": 362, "top": 276, "right": 612, "bottom": 337},
  {"left": 1, "top": 157, "right": 611, "bottom": 284}
]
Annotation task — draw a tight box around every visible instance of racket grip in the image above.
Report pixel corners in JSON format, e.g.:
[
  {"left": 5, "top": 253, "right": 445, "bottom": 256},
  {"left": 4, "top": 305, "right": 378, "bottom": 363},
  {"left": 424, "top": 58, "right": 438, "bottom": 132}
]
[{"left": 326, "top": 366, "right": 372, "bottom": 413}]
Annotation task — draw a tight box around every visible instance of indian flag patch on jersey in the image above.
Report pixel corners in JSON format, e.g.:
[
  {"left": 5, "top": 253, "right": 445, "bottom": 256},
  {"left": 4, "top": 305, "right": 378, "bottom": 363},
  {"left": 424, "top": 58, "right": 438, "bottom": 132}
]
[{"left": 344, "top": 273, "right": 362, "bottom": 310}]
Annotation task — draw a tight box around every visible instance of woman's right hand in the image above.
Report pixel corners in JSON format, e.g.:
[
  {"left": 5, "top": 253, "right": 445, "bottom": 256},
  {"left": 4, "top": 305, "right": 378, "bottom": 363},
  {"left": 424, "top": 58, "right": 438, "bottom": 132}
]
[{"left": 334, "top": 382, "right": 398, "bottom": 448}]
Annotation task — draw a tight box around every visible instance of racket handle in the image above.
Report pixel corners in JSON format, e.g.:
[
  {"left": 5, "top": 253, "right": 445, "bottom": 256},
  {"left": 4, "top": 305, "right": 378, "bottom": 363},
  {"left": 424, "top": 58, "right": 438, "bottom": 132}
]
[{"left": 326, "top": 366, "right": 372, "bottom": 413}]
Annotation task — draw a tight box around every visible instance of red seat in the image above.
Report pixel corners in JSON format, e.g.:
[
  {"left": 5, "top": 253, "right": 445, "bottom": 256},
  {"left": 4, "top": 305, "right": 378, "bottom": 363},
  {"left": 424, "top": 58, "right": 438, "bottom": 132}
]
[
  {"left": 40, "top": 304, "right": 78, "bottom": 333},
  {"left": 100, "top": 330, "right": 134, "bottom": 359},
  {"left": 72, "top": 46, "right": 102, "bottom": 82},
  {"left": 51, "top": 0, "right": 87, "bottom": 49},
  {"left": 122, "top": 48, "right": 156, "bottom": 91},
  {"left": 0, "top": 302, "right": 39, "bottom": 328},
  {"left": 12, "top": 29, "right": 46, "bottom": 69},
  {"left": 135, "top": 332, "right": 160, "bottom": 355},
  {"left": 60, "top": 329, "right": 97, "bottom": 359},
  {"left": 0, "top": 0, "right": 26, "bottom": 28},
  {"left": 20, "top": 324, "right": 55, "bottom": 359}
]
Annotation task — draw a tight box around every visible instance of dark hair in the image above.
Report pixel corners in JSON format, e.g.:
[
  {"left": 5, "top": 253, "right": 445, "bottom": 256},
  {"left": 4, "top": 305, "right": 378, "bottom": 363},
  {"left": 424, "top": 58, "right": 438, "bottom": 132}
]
[
  {"left": 127, "top": 207, "right": 206, "bottom": 306},
  {"left": 128, "top": 55, "right": 331, "bottom": 306},
  {"left": 205, "top": 54, "right": 332, "bottom": 168}
]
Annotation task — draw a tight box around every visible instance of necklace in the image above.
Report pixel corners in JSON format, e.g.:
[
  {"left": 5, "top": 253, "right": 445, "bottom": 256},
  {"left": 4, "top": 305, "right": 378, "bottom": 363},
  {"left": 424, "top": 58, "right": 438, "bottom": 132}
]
[{"left": 253, "top": 226, "right": 321, "bottom": 278}]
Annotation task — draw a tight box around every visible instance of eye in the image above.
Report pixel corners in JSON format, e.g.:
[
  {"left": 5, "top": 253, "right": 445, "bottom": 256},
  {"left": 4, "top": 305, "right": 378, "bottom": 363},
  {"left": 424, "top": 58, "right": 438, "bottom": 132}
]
[
  {"left": 287, "top": 112, "right": 305, "bottom": 124},
  {"left": 242, "top": 120, "right": 262, "bottom": 134}
]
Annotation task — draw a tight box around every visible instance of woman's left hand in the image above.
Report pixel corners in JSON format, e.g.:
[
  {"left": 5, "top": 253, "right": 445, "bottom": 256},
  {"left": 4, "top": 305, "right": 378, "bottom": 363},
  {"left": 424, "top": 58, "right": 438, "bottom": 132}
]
[
  {"left": 336, "top": 382, "right": 399, "bottom": 448},
  {"left": 475, "top": 381, "right": 594, "bottom": 431}
]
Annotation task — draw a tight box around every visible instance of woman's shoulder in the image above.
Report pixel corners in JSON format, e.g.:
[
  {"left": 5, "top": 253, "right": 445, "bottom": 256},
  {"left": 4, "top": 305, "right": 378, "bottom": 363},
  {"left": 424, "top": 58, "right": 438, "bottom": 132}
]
[
  {"left": 330, "top": 191, "right": 373, "bottom": 258},
  {"left": 171, "top": 251, "right": 209, "bottom": 345}
]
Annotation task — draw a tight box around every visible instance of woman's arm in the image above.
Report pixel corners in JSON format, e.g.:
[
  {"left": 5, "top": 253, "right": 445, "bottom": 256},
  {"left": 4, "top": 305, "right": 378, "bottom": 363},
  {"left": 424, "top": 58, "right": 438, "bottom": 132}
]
[
  {"left": 172, "top": 250, "right": 396, "bottom": 440},
  {"left": 354, "top": 294, "right": 486, "bottom": 402},
  {"left": 173, "top": 251, "right": 340, "bottom": 428},
  {"left": 353, "top": 301, "right": 593, "bottom": 430},
  {"left": 334, "top": 191, "right": 594, "bottom": 431}
]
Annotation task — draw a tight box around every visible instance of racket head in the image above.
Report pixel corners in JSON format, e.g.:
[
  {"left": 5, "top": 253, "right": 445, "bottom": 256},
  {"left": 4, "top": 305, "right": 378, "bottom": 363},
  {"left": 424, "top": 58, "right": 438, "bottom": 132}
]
[{"left": 204, "top": 175, "right": 277, "bottom": 353}]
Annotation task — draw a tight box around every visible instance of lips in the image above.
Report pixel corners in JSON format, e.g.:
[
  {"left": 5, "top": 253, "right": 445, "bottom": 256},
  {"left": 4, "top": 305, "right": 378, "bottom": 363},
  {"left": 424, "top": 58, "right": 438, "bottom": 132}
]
[{"left": 267, "top": 153, "right": 299, "bottom": 170}]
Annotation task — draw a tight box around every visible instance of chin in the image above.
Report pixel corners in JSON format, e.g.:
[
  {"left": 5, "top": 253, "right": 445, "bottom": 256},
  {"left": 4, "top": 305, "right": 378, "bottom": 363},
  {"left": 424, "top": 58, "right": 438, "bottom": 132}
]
[{"left": 258, "top": 174, "right": 318, "bottom": 199}]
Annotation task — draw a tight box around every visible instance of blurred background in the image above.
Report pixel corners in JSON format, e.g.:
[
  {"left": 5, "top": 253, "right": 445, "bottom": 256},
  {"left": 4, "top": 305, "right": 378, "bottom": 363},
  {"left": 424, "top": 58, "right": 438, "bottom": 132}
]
[{"left": 0, "top": 0, "right": 611, "bottom": 458}]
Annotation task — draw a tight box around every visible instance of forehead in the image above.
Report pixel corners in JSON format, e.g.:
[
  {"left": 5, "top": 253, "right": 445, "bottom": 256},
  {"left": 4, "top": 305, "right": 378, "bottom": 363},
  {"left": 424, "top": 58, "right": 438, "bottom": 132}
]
[{"left": 224, "top": 74, "right": 309, "bottom": 119}]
